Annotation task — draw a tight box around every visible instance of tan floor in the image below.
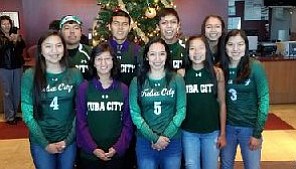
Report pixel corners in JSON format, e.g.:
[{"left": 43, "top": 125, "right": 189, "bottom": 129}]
[{"left": 0, "top": 104, "right": 295, "bottom": 169}]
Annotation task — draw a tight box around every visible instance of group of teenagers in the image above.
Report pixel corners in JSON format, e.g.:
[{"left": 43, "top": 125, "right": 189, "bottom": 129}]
[{"left": 1, "top": 6, "right": 269, "bottom": 169}]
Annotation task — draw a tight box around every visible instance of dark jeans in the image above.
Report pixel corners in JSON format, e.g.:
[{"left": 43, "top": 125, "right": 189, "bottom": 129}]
[{"left": 80, "top": 155, "right": 123, "bottom": 169}]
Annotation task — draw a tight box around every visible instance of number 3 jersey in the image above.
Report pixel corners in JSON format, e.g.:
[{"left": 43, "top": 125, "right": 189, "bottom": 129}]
[
  {"left": 21, "top": 68, "right": 83, "bottom": 147},
  {"left": 129, "top": 73, "right": 186, "bottom": 143},
  {"left": 226, "top": 58, "right": 269, "bottom": 138}
]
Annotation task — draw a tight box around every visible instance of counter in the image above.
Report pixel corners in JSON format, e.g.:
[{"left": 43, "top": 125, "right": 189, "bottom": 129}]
[{"left": 259, "top": 57, "right": 296, "bottom": 104}]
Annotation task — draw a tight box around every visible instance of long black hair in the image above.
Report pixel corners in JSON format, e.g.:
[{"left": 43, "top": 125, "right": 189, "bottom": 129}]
[
  {"left": 88, "top": 42, "right": 120, "bottom": 80},
  {"left": 185, "top": 35, "right": 218, "bottom": 95},
  {"left": 138, "top": 37, "right": 173, "bottom": 88},
  {"left": 220, "top": 29, "right": 250, "bottom": 83},
  {"left": 33, "top": 31, "right": 68, "bottom": 119}
]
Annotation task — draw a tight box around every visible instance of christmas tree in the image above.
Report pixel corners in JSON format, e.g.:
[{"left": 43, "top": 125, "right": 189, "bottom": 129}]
[{"left": 93, "top": 0, "right": 175, "bottom": 46}]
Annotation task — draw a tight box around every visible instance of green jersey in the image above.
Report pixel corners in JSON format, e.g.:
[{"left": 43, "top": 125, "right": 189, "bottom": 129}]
[
  {"left": 182, "top": 68, "right": 220, "bottom": 133},
  {"left": 226, "top": 58, "right": 269, "bottom": 138},
  {"left": 129, "top": 73, "right": 186, "bottom": 143},
  {"left": 81, "top": 80, "right": 124, "bottom": 160},
  {"left": 21, "top": 68, "right": 83, "bottom": 147},
  {"left": 109, "top": 39, "right": 140, "bottom": 86},
  {"left": 68, "top": 43, "right": 91, "bottom": 79},
  {"left": 167, "top": 41, "right": 186, "bottom": 71}
]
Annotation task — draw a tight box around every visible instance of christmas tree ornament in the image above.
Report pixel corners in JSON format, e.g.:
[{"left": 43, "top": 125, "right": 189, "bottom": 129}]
[{"left": 145, "top": 7, "right": 157, "bottom": 18}]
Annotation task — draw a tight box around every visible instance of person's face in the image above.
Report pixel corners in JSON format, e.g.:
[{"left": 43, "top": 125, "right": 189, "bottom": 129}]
[
  {"left": 94, "top": 51, "right": 113, "bottom": 77},
  {"left": 61, "top": 22, "right": 82, "bottom": 46},
  {"left": 158, "top": 15, "right": 180, "bottom": 43},
  {"left": 226, "top": 35, "right": 246, "bottom": 62},
  {"left": 204, "top": 17, "right": 222, "bottom": 41},
  {"left": 188, "top": 38, "right": 206, "bottom": 66},
  {"left": 109, "top": 16, "right": 130, "bottom": 44},
  {"left": 147, "top": 42, "right": 167, "bottom": 72},
  {"left": 0, "top": 19, "right": 11, "bottom": 34},
  {"left": 42, "top": 35, "right": 64, "bottom": 66}
]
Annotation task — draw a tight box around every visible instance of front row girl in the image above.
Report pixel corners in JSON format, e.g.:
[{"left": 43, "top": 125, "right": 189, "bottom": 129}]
[
  {"left": 129, "top": 37, "right": 186, "bottom": 169},
  {"left": 181, "top": 35, "right": 226, "bottom": 169},
  {"left": 76, "top": 42, "right": 133, "bottom": 169},
  {"left": 21, "top": 31, "right": 83, "bottom": 169},
  {"left": 220, "top": 29, "right": 269, "bottom": 169}
]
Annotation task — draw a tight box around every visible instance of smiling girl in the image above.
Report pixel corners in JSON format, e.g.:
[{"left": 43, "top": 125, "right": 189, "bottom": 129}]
[
  {"left": 21, "top": 31, "right": 83, "bottom": 169},
  {"left": 201, "top": 15, "right": 226, "bottom": 64},
  {"left": 129, "top": 37, "right": 186, "bottom": 169},
  {"left": 181, "top": 35, "right": 226, "bottom": 169},
  {"left": 76, "top": 42, "right": 133, "bottom": 169},
  {"left": 220, "top": 29, "right": 269, "bottom": 169}
]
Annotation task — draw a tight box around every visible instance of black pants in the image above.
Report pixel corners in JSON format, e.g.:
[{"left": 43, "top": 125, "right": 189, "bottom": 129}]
[
  {"left": 80, "top": 155, "right": 123, "bottom": 169},
  {"left": 122, "top": 132, "right": 137, "bottom": 169}
]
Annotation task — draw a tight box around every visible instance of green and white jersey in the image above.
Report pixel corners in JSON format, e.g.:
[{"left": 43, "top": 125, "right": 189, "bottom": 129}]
[
  {"left": 226, "top": 58, "right": 269, "bottom": 138},
  {"left": 117, "top": 43, "right": 140, "bottom": 86},
  {"left": 68, "top": 43, "right": 91, "bottom": 79},
  {"left": 21, "top": 68, "right": 83, "bottom": 147},
  {"left": 182, "top": 68, "right": 220, "bottom": 133},
  {"left": 167, "top": 41, "right": 186, "bottom": 71},
  {"left": 129, "top": 73, "right": 186, "bottom": 143},
  {"left": 109, "top": 39, "right": 140, "bottom": 86}
]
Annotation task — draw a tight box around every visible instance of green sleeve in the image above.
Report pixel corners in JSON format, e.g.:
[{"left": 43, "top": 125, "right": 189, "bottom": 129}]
[
  {"left": 252, "top": 61, "right": 270, "bottom": 138},
  {"left": 129, "top": 77, "right": 159, "bottom": 143},
  {"left": 21, "top": 69, "right": 49, "bottom": 148},
  {"left": 163, "top": 74, "right": 186, "bottom": 138},
  {"left": 64, "top": 69, "right": 83, "bottom": 145},
  {"left": 64, "top": 117, "right": 76, "bottom": 146}
]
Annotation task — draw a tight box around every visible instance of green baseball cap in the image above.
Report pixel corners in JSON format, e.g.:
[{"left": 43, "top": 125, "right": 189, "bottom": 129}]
[{"left": 59, "top": 15, "right": 82, "bottom": 28}]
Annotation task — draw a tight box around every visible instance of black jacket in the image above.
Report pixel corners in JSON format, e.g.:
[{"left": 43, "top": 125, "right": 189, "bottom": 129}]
[{"left": 0, "top": 32, "right": 25, "bottom": 69}]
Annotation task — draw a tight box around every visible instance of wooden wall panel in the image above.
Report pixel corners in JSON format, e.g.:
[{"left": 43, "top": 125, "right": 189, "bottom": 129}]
[{"left": 262, "top": 60, "right": 296, "bottom": 104}]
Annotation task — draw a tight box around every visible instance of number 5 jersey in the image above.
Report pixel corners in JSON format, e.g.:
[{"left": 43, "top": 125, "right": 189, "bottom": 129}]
[{"left": 129, "top": 73, "right": 186, "bottom": 143}]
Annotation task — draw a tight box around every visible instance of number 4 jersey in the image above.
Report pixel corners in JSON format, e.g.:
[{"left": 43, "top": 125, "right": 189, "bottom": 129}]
[{"left": 21, "top": 68, "right": 83, "bottom": 146}]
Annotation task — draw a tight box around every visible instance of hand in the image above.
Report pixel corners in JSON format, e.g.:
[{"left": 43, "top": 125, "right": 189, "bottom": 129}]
[
  {"left": 177, "top": 68, "right": 185, "bottom": 77},
  {"left": 216, "top": 135, "right": 227, "bottom": 149},
  {"left": 45, "top": 143, "right": 60, "bottom": 154},
  {"left": 55, "top": 140, "right": 66, "bottom": 153},
  {"left": 249, "top": 137, "right": 262, "bottom": 150},
  {"left": 93, "top": 148, "right": 110, "bottom": 161},
  {"left": 105, "top": 147, "right": 116, "bottom": 159},
  {"left": 9, "top": 34, "right": 18, "bottom": 43},
  {"left": 152, "top": 136, "right": 170, "bottom": 151}
]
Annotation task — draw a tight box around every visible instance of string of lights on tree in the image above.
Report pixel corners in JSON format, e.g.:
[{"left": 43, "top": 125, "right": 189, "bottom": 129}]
[{"left": 93, "top": 0, "right": 175, "bottom": 46}]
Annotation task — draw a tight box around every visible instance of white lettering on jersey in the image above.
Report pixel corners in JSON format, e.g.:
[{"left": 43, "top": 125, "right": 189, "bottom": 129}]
[
  {"left": 186, "top": 84, "right": 213, "bottom": 93},
  {"left": 245, "top": 79, "right": 251, "bottom": 86},
  {"left": 186, "top": 84, "right": 199, "bottom": 93},
  {"left": 87, "top": 101, "right": 123, "bottom": 111},
  {"left": 43, "top": 83, "right": 73, "bottom": 93},
  {"left": 106, "top": 101, "right": 123, "bottom": 111},
  {"left": 200, "top": 84, "right": 214, "bottom": 93},
  {"left": 121, "top": 64, "right": 135, "bottom": 73},
  {"left": 75, "top": 65, "right": 88, "bottom": 73},
  {"left": 141, "top": 88, "right": 175, "bottom": 97},
  {"left": 160, "top": 88, "right": 175, "bottom": 97},
  {"left": 172, "top": 60, "right": 182, "bottom": 69}
]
